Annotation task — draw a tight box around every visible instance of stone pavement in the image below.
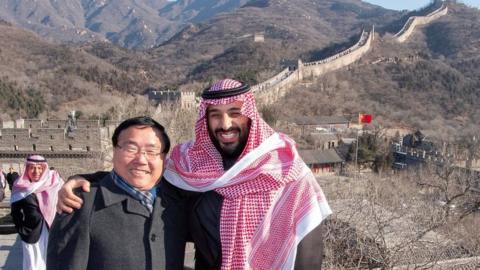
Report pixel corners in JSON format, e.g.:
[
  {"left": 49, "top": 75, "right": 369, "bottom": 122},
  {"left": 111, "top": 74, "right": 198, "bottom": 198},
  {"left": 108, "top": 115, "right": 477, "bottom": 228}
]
[
  {"left": 0, "top": 233, "right": 22, "bottom": 270},
  {"left": 0, "top": 189, "right": 22, "bottom": 270}
]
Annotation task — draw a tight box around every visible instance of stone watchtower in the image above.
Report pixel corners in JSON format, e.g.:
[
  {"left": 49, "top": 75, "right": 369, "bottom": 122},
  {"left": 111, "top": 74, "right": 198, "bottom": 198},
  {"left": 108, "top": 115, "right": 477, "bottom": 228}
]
[{"left": 254, "top": 32, "right": 265, "bottom": 43}]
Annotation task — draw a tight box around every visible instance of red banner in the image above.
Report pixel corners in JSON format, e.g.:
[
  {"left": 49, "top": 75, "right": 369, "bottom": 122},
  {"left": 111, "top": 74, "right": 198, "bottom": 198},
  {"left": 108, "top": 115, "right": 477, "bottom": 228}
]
[{"left": 358, "top": 114, "right": 372, "bottom": 124}]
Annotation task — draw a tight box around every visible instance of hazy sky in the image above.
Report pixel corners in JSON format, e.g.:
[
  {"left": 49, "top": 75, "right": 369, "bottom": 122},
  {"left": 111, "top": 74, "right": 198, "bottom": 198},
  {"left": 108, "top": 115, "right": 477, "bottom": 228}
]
[{"left": 363, "top": 0, "right": 480, "bottom": 10}]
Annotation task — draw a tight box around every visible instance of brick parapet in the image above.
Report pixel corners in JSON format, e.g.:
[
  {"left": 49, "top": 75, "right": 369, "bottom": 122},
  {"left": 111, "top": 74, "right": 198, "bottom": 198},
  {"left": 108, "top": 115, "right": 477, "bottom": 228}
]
[
  {"left": 394, "top": 4, "right": 448, "bottom": 42},
  {"left": 252, "top": 3, "right": 446, "bottom": 105},
  {"left": 0, "top": 127, "right": 104, "bottom": 152}
]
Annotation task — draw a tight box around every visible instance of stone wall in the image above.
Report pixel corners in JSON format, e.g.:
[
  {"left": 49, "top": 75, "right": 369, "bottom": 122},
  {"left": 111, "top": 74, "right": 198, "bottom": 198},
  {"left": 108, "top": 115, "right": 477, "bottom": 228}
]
[
  {"left": 394, "top": 4, "right": 448, "bottom": 43},
  {"left": 22, "top": 119, "right": 42, "bottom": 128},
  {"left": 251, "top": 68, "right": 291, "bottom": 93},
  {"left": 0, "top": 118, "right": 111, "bottom": 178},
  {"left": 45, "top": 119, "right": 66, "bottom": 128},
  {"left": 253, "top": 2, "right": 447, "bottom": 105},
  {"left": 255, "top": 69, "right": 299, "bottom": 106},
  {"left": 0, "top": 152, "right": 103, "bottom": 180},
  {"left": 148, "top": 90, "right": 196, "bottom": 110},
  {"left": 301, "top": 29, "right": 373, "bottom": 79},
  {"left": 76, "top": 120, "right": 101, "bottom": 128},
  {"left": 253, "top": 28, "right": 374, "bottom": 105},
  {"left": 0, "top": 127, "right": 103, "bottom": 152},
  {"left": 180, "top": 92, "right": 196, "bottom": 109}
]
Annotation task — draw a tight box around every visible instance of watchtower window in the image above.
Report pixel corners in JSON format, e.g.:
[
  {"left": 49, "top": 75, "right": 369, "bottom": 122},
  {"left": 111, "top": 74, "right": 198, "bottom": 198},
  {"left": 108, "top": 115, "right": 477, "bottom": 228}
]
[
  {"left": 86, "top": 146, "right": 90, "bottom": 152},
  {"left": 50, "top": 146, "right": 54, "bottom": 151},
  {"left": 33, "top": 144, "right": 36, "bottom": 151},
  {"left": 13, "top": 135, "right": 16, "bottom": 139},
  {"left": 14, "top": 145, "right": 18, "bottom": 151},
  {"left": 58, "top": 125, "right": 61, "bottom": 128},
  {"left": 69, "top": 145, "right": 72, "bottom": 150}
]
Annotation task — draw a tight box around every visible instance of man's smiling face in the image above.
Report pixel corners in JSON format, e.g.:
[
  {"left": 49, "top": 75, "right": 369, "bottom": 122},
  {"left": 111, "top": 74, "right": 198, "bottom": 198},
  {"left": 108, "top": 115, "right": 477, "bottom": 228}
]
[
  {"left": 207, "top": 101, "right": 250, "bottom": 159},
  {"left": 112, "top": 125, "right": 165, "bottom": 190}
]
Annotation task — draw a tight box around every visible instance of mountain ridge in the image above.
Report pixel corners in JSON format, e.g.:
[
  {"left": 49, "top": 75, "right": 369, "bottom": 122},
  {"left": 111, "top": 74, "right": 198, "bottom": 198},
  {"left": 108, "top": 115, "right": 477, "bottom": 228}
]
[
  {"left": 1, "top": 0, "right": 480, "bottom": 139},
  {"left": 0, "top": 0, "right": 251, "bottom": 49}
]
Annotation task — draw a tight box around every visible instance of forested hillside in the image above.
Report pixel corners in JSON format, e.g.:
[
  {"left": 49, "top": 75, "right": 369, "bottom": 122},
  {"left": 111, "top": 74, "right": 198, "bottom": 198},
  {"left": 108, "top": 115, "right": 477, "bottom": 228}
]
[{"left": 0, "top": 0, "right": 479, "bottom": 140}]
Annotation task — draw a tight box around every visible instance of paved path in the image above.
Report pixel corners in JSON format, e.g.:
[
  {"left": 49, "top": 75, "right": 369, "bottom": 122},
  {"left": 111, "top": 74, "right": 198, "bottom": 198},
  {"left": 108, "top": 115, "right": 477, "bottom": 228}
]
[
  {"left": 0, "top": 190, "right": 22, "bottom": 270},
  {"left": 0, "top": 233, "right": 22, "bottom": 270}
]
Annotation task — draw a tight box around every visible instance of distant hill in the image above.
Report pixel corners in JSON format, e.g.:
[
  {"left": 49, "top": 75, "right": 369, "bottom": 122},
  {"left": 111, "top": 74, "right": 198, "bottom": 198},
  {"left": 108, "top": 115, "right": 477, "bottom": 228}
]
[
  {"left": 0, "top": 0, "right": 250, "bottom": 49},
  {"left": 144, "top": 0, "right": 401, "bottom": 82},
  {"left": 0, "top": 22, "right": 152, "bottom": 119},
  {"left": 1, "top": 0, "right": 480, "bottom": 139},
  {"left": 270, "top": 1, "right": 480, "bottom": 138}
]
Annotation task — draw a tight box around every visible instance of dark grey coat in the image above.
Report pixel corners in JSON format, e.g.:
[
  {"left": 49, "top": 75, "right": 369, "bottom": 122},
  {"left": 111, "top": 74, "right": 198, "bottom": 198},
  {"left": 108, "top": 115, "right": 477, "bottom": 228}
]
[
  {"left": 11, "top": 194, "right": 44, "bottom": 244},
  {"left": 47, "top": 174, "right": 166, "bottom": 270}
]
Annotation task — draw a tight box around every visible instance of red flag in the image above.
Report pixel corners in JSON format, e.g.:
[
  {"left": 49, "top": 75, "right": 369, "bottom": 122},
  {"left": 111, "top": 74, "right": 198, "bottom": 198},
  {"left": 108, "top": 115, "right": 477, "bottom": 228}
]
[{"left": 358, "top": 113, "right": 372, "bottom": 124}]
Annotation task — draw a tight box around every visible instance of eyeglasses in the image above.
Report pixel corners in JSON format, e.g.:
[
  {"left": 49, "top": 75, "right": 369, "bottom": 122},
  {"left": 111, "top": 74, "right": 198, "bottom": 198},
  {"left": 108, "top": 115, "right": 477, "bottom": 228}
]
[{"left": 116, "top": 144, "right": 163, "bottom": 160}]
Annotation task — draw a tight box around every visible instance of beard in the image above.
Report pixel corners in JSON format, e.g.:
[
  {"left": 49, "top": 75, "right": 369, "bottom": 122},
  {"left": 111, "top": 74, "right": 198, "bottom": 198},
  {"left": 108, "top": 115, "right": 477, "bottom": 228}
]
[{"left": 209, "top": 126, "right": 249, "bottom": 160}]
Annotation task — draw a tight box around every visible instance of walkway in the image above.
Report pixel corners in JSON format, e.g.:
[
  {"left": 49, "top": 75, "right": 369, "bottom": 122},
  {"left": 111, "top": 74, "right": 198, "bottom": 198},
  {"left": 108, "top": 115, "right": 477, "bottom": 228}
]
[{"left": 0, "top": 189, "right": 22, "bottom": 270}]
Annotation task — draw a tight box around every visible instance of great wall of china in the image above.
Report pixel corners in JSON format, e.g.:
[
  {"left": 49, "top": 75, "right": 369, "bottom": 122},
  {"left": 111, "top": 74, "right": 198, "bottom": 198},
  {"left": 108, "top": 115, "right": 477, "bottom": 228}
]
[
  {"left": 0, "top": 2, "right": 449, "bottom": 176},
  {"left": 394, "top": 4, "right": 448, "bottom": 43},
  {"left": 0, "top": 118, "right": 121, "bottom": 177},
  {"left": 253, "top": 2, "right": 448, "bottom": 105}
]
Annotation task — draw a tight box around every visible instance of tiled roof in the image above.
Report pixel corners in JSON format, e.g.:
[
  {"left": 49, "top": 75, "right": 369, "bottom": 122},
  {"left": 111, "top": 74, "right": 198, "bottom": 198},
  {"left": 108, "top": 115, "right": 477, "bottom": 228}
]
[
  {"left": 299, "top": 149, "right": 344, "bottom": 164},
  {"left": 309, "top": 133, "right": 337, "bottom": 142},
  {"left": 292, "top": 115, "right": 349, "bottom": 125}
]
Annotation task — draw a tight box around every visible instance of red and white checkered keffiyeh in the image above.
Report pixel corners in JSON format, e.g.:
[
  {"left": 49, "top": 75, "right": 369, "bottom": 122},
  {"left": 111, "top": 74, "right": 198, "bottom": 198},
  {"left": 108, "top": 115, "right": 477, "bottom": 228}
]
[
  {"left": 11, "top": 155, "right": 64, "bottom": 228},
  {"left": 165, "top": 79, "right": 331, "bottom": 270}
]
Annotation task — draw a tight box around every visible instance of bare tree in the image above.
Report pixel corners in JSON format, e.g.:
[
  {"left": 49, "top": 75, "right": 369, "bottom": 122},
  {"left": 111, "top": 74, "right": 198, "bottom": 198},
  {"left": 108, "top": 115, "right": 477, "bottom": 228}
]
[{"left": 321, "top": 166, "right": 479, "bottom": 270}]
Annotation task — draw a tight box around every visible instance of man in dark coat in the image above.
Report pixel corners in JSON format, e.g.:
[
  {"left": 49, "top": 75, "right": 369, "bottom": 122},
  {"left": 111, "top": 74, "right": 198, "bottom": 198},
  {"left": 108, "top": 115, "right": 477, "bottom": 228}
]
[
  {"left": 58, "top": 79, "right": 331, "bottom": 269},
  {"left": 6, "top": 167, "right": 19, "bottom": 191},
  {"left": 11, "top": 155, "right": 63, "bottom": 270},
  {"left": 47, "top": 116, "right": 170, "bottom": 270}
]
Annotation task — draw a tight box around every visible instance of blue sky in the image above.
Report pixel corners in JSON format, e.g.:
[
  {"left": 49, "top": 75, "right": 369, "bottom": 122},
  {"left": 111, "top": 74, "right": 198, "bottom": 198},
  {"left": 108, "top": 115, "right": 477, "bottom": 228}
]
[{"left": 363, "top": 0, "right": 480, "bottom": 10}]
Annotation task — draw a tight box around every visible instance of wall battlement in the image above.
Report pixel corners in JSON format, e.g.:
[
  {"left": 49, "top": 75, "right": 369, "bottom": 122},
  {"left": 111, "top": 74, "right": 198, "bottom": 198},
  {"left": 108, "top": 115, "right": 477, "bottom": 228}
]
[
  {"left": 3, "top": 118, "right": 106, "bottom": 129},
  {"left": 0, "top": 127, "right": 104, "bottom": 152},
  {"left": 253, "top": 2, "right": 447, "bottom": 105},
  {"left": 0, "top": 118, "right": 113, "bottom": 153},
  {"left": 394, "top": 4, "right": 448, "bottom": 43},
  {"left": 253, "top": 28, "right": 374, "bottom": 105},
  {"left": 0, "top": 118, "right": 114, "bottom": 177},
  {"left": 147, "top": 90, "right": 196, "bottom": 110}
]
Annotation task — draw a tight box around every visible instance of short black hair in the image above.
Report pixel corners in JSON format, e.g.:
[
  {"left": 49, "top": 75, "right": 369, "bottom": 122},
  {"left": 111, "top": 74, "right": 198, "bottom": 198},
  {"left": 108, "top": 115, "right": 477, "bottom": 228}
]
[{"left": 112, "top": 116, "right": 171, "bottom": 154}]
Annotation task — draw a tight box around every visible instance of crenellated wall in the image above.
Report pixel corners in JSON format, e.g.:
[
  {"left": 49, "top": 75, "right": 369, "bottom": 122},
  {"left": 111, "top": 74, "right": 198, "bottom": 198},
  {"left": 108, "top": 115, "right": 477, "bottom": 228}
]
[
  {"left": 0, "top": 118, "right": 110, "bottom": 177},
  {"left": 255, "top": 69, "right": 299, "bottom": 105},
  {"left": 0, "top": 154, "right": 103, "bottom": 181},
  {"left": 251, "top": 68, "right": 291, "bottom": 93},
  {"left": 253, "top": 2, "right": 448, "bottom": 105},
  {"left": 300, "top": 29, "right": 373, "bottom": 79},
  {"left": 0, "top": 3, "right": 448, "bottom": 176},
  {"left": 254, "top": 28, "right": 374, "bottom": 105},
  {"left": 0, "top": 127, "right": 103, "bottom": 152},
  {"left": 76, "top": 120, "right": 101, "bottom": 128},
  {"left": 394, "top": 4, "right": 448, "bottom": 43}
]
